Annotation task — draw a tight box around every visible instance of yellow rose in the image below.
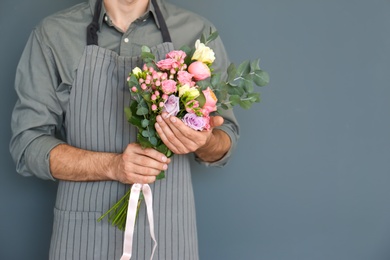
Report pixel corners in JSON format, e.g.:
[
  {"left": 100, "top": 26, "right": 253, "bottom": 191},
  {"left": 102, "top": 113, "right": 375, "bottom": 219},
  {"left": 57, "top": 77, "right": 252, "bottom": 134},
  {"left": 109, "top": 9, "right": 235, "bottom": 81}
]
[{"left": 191, "top": 40, "right": 215, "bottom": 64}]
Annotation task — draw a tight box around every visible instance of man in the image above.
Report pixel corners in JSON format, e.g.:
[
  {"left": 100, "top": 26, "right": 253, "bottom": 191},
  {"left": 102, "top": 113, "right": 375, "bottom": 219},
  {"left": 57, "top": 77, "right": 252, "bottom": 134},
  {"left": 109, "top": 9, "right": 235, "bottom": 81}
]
[{"left": 10, "top": 0, "right": 239, "bottom": 259}]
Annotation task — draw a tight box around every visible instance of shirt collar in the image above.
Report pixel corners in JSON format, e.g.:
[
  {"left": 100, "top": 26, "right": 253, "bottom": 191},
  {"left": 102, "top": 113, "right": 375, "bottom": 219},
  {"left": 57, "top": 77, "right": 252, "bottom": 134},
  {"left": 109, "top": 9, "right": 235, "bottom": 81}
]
[{"left": 88, "top": 0, "right": 166, "bottom": 30}]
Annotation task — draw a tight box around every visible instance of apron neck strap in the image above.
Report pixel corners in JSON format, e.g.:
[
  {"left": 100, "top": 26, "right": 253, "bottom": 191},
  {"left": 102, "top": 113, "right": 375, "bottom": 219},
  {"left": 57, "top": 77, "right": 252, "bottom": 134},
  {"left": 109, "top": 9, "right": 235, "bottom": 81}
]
[
  {"left": 87, "top": 0, "right": 103, "bottom": 46},
  {"left": 151, "top": 0, "right": 171, "bottom": 43},
  {"left": 86, "top": 0, "right": 171, "bottom": 46}
]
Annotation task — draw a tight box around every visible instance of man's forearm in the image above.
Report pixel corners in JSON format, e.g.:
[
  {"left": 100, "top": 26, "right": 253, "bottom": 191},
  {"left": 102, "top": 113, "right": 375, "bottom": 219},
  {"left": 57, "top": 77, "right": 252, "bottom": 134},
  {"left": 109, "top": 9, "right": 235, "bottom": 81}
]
[
  {"left": 49, "top": 143, "right": 118, "bottom": 181},
  {"left": 195, "top": 129, "right": 231, "bottom": 162}
]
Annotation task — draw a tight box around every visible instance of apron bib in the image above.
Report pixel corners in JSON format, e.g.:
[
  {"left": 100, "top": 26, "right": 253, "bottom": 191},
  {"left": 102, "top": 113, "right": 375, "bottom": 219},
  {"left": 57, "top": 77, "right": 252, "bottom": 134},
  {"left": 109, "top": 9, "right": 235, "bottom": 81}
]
[{"left": 49, "top": 1, "right": 199, "bottom": 259}]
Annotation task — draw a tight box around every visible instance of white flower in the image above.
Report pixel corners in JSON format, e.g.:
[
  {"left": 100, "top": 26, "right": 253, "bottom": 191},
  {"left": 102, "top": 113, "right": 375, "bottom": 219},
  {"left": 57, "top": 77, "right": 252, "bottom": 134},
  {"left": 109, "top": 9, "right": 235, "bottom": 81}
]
[{"left": 191, "top": 40, "right": 215, "bottom": 64}]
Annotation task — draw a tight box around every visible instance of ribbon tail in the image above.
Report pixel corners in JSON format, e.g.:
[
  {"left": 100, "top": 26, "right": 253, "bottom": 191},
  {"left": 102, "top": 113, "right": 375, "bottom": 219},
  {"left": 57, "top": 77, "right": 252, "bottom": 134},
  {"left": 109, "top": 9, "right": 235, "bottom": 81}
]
[
  {"left": 142, "top": 184, "right": 158, "bottom": 260},
  {"left": 120, "top": 184, "right": 142, "bottom": 260}
]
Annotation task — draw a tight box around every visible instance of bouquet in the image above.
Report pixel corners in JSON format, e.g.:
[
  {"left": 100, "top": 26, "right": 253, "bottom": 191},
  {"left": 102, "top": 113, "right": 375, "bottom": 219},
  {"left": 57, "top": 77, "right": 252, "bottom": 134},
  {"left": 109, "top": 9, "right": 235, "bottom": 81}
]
[{"left": 98, "top": 31, "right": 269, "bottom": 230}]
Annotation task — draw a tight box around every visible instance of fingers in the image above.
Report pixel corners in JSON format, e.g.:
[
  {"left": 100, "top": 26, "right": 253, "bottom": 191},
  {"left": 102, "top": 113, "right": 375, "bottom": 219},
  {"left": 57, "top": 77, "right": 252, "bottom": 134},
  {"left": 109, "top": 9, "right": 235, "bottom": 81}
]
[
  {"left": 117, "top": 143, "right": 170, "bottom": 184},
  {"left": 210, "top": 115, "right": 224, "bottom": 128},
  {"left": 155, "top": 113, "right": 215, "bottom": 154}
]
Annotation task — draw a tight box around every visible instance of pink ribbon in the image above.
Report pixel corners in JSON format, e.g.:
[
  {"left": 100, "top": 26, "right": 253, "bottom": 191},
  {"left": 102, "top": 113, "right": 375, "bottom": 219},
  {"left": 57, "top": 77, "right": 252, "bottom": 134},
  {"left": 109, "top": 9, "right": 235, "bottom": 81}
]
[{"left": 120, "top": 184, "right": 157, "bottom": 260}]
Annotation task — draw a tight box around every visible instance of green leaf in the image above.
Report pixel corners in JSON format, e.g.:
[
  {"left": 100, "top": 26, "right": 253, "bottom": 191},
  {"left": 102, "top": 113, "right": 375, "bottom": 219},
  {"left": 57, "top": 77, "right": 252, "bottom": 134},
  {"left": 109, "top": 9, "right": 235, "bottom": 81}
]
[
  {"left": 200, "top": 34, "right": 206, "bottom": 44},
  {"left": 136, "top": 106, "right": 149, "bottom": 116},
  {"left": 195, "top": 91, "right": 205, "bottom": 107},
  {"left": 227, "top": 84, "right": 245, "bottom": 96},
  {"left": 136, "top": 99, "right": 149, "bottom": 116},
  {"left": 250, "top": 59, "right": 261, "bottom": 71},
  {"left": 156, "top": 143, "right": 169, "bottom": 154},
  {"left": 142, "top": 130, "right": 151, "bottom": 138},
  {"left": 206, "top": 31, "right": 219, "bottom": 44},
  {"left": 253, "top": 70, "right": 270, "bottom": 87},
  {"left": 128, "top": 74, "right": 139, "bottom": 88},
  {"left": 127, "top": 102, "right": 143, "bottom": 128},
  {"left": 227, "top": 63, "right": 237, "bottom": 83},
  {"left": 156, "top": 171, "right": 165, "bottom": 180},
  {"left": 237, "top": 60, "right": 251, "bottom": 77},
  {"left": 180, "top": 45, "right": 192, "bottom": 56},
  {"left": 243, "top": 75, "right": 254, "bottom": 93},
  {"left": 141, "top": 46, "right": 151, "bottom": 53},
  {"left": 196, "top": 79, "right": 210, "bottom": 90},
  {"left": 239, "top": 100, "right": 253, "bottom": 110},
  {"left": 211, "top": 73, "right": 221, "bottom": 87},
  {"left": 137, "top": 134, "right": 153, "bottom": 148},
  {"left": 248, "top": 92, "right": 261, "bottom": 103},
  {"left": 149, "top": 136, "right": 158, "bottom": 146},
  {"left": 141, "top": 52, "right": 155, "bottom": 61},
  {"left": 229, "top": 95, "right": 241, "bottom": 106},
  {"left": 141, "top": 119, "right": 149, "bottom": 128},
  {"left": 220, "top": 103, "right": 230, "bottom": 110}
]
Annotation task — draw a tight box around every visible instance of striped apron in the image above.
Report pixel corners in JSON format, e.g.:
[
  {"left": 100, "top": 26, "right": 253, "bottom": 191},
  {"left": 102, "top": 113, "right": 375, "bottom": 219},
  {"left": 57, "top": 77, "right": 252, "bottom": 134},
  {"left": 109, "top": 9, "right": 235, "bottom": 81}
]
[{"left": 49, "top": 0, "right": 199, "bottom": 259}]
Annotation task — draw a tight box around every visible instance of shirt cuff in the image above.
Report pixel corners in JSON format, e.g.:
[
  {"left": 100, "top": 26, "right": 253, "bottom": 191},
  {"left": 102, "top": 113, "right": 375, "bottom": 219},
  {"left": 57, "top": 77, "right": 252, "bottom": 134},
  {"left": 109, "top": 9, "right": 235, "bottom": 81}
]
[
  {"left": 194, "top": 124, "right": 238, "bottom": 167},
  {"left": 24, "top": 135, "right": 65, "bottom": 181}
]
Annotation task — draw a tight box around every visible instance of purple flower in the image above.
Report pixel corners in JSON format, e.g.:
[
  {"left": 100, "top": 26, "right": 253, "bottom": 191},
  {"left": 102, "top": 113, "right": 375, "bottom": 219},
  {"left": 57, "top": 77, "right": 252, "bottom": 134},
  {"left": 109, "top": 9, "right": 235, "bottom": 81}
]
[
  {"left": 182, "top": 113, "right": 206, "bottom": 131},
  {"left": 163, "top": 95, "right": 180, "bottom": 116}
]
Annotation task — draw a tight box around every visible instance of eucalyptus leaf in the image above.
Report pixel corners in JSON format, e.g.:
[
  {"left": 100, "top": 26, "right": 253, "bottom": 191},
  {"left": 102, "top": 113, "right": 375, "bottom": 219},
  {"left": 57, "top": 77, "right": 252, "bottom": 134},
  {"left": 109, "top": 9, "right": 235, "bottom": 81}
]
[
  {"left": 141, "top": 46, "right": 151, "bottom": 53},
  {"left": 232, "top": 83, "right": 245, "bottom": 96},
  {"left": 137, "top": 134, "right": 153, "bottom": 148},
  {"left": 141, "top": 52, "right": 155, "bottom": 61},
  {"left": 211, "top": 73, "right": 221, "bottom": 87},
  {"left": 237, "top": 60, "right": 251, "bottom": 77},
  {"left": 136, "top": 107, "right": 149, "bottom": 116},
  {"left": 128, "top": 74, "right": 139, "bottom": 88},
  {"left": 141, "top": 119, "right": 149, "bottom": 128},
  {"left": 227, "top": 63, "right": 237, "bottom": 83},
  {"left": 229, "top": 95, "right": 241, "bottom": 106},
  {"left": 248, "top": 92, "right": 261, "bottom": 103},
  {"left": 149, "top": 136, "right": 158, "bottom": 146},
  {"left": 253, "top": 70, "right": 270, "bottom": 86},
  {"left": 180, "top": 45, "right": 192, "bottom": 56},
  {"left": 239, "top": 100, "right": 253, "bottom": 110},
  {"left": 243, "top": 75, "right": 254, "bottom": 93},
  {"left": 196, "top": 80, "right": 210, "bottom": 90},
  {"left": 250, "top": 59, "right": 261, "bottom": 71},
  {"left": 220, "top": 103, "right": 230, "bottom": 110}
]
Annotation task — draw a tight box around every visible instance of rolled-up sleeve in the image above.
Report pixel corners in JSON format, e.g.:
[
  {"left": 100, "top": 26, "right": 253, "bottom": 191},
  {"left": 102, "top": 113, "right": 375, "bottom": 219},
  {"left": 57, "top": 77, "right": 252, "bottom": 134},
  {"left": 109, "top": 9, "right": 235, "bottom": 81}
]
[{"left": 10, "top": 29, "right": 65, "bottom": 180}]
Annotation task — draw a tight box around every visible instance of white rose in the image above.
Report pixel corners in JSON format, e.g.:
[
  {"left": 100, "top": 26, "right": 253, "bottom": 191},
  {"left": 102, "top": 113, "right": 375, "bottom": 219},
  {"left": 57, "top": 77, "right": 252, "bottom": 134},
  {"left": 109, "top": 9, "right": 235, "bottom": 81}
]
[{"left": 191, "top": 40, "right": 216, "bottom": 64}]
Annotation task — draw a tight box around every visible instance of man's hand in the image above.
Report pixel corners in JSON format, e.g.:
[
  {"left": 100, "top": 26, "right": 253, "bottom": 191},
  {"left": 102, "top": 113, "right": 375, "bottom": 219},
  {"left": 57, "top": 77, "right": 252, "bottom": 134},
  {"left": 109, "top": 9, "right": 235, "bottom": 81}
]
[
  {"left": 109, "top": 143, "right": 170, "bottom": 184},
  {"left": 155, "top": 112, "right": 231, "bottom": 162},
  {"left": 50, "top": 143, "right": 170, "bottom": 184}
]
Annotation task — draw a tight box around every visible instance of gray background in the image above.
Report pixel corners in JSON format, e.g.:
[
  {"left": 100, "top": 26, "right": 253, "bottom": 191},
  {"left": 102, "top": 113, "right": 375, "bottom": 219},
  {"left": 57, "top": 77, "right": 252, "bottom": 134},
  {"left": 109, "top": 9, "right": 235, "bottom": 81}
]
[{"left": 1, "top": 0, "right": 390, "bottom": 259}]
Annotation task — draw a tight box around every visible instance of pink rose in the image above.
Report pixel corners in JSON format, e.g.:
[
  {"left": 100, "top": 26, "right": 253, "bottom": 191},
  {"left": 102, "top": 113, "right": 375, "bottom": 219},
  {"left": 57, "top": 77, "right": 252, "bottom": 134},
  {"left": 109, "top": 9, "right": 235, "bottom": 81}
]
[
  {"left": 202, "top": 87, "right": 217, "bottom": 114},
  {"left": 187, "top": 61, "right": 211, "bottom": 81},
  {"left": 177, "top": 71, "right": 194, "bottom": 86},
  {"left": 156, "top": 58, "right": 176, "bottom": 70},
  {"left": 161, "top": 79, "right": 177, "bottom": 94},
  {"left": 166, "top": 50, "right": 187, "bottom": 61}
]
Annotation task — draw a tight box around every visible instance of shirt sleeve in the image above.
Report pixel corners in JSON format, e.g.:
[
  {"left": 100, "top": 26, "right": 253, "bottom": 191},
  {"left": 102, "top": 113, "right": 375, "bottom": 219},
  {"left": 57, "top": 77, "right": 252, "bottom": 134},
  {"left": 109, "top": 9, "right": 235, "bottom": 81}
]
[
  {"left": 10, "top": 29, "right": 65, "bottom": 181},
  {"left": 194, "top": 26, "right": 240, "bottom": 167}
]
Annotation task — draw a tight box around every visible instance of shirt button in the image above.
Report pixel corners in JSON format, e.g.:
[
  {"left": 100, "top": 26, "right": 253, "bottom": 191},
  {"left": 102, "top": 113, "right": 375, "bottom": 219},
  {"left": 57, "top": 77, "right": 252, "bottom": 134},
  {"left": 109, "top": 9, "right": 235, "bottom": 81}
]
[
  {"left": 143, "top": 19, "right": 147, "bottom": 22},
  {"left": 124, "top": 38, "right": 129, "bottom": 43},
  {"left": 104, "top": 16, "right": 108, "bottom": 21}
]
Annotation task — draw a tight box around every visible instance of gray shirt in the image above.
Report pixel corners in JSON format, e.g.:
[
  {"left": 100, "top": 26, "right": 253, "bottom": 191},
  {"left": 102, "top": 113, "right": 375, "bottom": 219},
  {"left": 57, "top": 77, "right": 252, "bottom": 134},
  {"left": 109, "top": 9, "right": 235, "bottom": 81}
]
[{"left": 10, "top": 0, "right": 239, "bottom": 180}]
